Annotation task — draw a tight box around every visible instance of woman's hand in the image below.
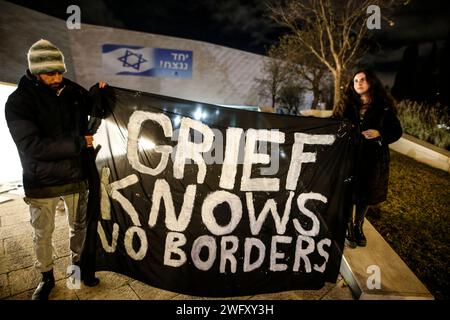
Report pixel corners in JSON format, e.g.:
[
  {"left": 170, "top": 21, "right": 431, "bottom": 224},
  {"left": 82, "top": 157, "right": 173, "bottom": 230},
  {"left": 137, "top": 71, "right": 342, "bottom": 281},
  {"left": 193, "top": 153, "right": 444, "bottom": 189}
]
[
  {"left": 84, "top": 135, "right": 94, "bottom": 148},
  {"left": 98, "top": 81, "right": 108, "bottom": 89},
  {"left": 362, "top": 129, "right": 381, "bottom": 139}
]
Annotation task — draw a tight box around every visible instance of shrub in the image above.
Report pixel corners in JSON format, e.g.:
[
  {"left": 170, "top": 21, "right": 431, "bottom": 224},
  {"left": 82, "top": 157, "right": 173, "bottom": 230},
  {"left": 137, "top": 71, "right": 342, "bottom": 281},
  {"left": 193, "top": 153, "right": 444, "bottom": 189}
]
[{"left": 396, "top": 100, "right": 450, "bottom": 150}]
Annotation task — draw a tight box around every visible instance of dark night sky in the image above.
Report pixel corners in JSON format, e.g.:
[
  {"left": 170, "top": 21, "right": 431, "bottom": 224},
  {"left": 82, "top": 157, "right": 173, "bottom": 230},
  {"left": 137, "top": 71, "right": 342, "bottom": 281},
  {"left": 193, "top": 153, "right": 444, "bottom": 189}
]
[
  {"left": 6, "top": 0, "right": 450, "bottom": 79},
  {"left": 7, "top": 0, "right": 282, "bottom": 54}
]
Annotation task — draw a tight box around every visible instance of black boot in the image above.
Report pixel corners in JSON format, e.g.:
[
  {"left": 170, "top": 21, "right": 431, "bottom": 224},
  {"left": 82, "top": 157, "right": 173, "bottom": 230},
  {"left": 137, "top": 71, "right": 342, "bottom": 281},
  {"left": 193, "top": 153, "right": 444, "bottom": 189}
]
[
  {"left": 354, "top": 218, "right": 367, "bottom": 247},
  {"left": 83, "top": 276, "right": 100, "bottom": 287},
  {"left": 345, "top": 220, "right": 357, "bottom": 248},
  {"left": 354, "top": 204, "right": 368, "bottom": 247},
  {"left": 32, "top": 270, "right": 55, "bottom": 300}
]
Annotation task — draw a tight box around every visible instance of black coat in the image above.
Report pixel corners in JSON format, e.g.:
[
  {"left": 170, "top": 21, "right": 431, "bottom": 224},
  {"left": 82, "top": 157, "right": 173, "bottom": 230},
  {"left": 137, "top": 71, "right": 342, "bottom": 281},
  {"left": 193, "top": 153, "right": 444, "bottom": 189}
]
[
  {"left": 5, "top": 72, "right": 101, "bottom": 198},
  {"left": 344, "top": 102, "right": 403, "bottom": 205}
]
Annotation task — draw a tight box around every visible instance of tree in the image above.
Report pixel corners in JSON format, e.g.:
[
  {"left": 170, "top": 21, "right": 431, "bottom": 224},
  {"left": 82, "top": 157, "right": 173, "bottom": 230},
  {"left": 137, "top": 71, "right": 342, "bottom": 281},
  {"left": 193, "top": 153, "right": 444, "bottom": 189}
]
[
  {"left": 268, "top": 0, "right": 400, "bottom": 111},
  {"left": 270, "top": 35, "right": 330, "bottom": 109},
  {"left": 278, "top": 84, "right": 306, "bottom": 114},
  {"left": 418, "top": 42, "right": 438, "bottom": 104},
  {"left": 393, "top": 42, "right": 441, "bottom": 105},
  {"left": 437, "top": 32, "right": 450, "bottom": 108},
  {"left": 256, "top": 56, "right": 291, "bottom": 109},
  {"left": 391, "top": 44, "right": 419, "bottom": 101}
]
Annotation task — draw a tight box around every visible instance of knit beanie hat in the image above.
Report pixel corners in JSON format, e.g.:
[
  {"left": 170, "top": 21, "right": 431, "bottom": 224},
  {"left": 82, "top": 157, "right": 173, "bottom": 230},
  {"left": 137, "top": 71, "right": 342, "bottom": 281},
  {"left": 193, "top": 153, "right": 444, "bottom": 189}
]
[{"left": 27, "top": 39, "right": 67, "bottom": 75}]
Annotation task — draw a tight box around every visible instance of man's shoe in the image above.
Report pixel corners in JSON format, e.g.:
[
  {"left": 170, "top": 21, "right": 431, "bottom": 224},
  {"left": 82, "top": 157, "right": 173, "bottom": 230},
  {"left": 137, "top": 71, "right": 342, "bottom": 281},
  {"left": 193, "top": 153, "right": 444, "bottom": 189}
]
[{"left": 32, "top": 270, "right": 55, "bottom": 300}]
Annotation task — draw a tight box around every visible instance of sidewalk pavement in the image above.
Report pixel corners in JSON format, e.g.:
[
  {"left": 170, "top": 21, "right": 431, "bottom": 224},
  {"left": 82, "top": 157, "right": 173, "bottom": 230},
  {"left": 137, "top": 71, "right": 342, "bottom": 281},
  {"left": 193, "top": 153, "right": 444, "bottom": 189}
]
[{"left": 0, "top": 186, "right": 354, "bottom": 300}]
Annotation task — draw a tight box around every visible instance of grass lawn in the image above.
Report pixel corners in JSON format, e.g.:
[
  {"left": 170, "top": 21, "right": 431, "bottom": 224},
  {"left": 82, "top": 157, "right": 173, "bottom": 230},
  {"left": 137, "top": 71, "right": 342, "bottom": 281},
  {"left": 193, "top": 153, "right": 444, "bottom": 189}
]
[{"left": 366, "top": 150, "right": 450, "bottom": 300}]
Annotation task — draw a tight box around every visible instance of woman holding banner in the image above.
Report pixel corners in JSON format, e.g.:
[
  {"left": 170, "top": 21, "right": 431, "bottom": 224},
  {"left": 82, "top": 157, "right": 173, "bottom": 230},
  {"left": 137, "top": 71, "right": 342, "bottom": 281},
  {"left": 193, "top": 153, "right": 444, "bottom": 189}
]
[{"left": 333, "top": 69, "right": 402, "bottom": 248}]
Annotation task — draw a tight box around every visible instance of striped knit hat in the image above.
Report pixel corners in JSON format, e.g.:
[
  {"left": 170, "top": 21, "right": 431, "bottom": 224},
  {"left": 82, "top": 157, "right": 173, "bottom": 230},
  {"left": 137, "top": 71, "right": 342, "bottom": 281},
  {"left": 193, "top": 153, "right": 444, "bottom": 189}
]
[{"left": 27, "top": 39, "right": 67, "bottom": 75}]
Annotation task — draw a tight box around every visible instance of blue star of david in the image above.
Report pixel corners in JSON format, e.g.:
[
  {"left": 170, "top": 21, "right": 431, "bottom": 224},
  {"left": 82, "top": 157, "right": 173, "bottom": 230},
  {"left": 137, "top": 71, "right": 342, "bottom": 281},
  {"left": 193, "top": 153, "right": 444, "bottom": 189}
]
[{"left": 118, "top": 50, "right": 147, "bottom": 70}]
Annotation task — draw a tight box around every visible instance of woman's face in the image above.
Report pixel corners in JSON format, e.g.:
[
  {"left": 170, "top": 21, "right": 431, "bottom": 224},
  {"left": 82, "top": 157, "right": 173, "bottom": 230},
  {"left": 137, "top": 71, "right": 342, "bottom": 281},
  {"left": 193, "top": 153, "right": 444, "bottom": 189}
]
[{"left": 353, "top": 72, "right": 370, "bottom": 96}]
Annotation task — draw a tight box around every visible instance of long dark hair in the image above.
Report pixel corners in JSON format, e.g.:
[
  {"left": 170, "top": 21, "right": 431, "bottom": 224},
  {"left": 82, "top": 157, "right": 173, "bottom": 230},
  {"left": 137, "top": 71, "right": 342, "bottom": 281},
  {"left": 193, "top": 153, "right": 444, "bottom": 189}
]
[{"left": 333, "top": 69, "right": 395, "bottom": 118}]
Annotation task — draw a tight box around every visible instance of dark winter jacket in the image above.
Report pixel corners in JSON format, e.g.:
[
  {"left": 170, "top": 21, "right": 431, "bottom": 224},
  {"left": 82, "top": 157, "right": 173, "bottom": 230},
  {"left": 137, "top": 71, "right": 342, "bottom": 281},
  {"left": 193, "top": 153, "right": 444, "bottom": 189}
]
[
  {"left": 344, "top": 102, "right": 403, "bottom": 205},
  {"left": 5, "top": 71, "right": 104, "bottom": 198}
]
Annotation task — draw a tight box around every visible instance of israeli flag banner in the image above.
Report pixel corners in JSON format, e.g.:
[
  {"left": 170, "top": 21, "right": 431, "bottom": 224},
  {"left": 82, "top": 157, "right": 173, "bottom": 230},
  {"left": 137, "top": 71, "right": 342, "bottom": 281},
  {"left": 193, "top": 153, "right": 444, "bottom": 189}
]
[{"left": 102, "top": 44, "right": 193, "bottom": 78}]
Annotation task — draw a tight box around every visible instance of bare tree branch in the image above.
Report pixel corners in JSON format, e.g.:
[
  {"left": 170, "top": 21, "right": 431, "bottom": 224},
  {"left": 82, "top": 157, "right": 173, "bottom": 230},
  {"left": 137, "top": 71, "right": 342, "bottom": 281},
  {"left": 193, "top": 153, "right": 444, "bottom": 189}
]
[{"left": 266, "top": 0, "right": 403, "bottom": 110}]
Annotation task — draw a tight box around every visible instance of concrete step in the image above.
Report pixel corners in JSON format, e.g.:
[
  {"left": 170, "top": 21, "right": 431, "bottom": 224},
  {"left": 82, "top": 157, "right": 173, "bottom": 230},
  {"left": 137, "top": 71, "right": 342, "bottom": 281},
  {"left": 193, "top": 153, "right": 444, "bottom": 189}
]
[{"left": 340, "top": 219, "right": 434, "bottom": 300}]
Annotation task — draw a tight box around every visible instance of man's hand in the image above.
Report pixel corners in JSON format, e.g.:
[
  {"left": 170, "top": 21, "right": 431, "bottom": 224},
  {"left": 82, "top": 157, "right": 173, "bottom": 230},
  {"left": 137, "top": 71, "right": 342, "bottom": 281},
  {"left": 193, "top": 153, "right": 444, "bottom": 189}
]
[
  {"left": 98, "top": 81, "right": 108, "bottom": 89},
  {"left": 85, "top": 135, "right": 94, "bottom": 148}
]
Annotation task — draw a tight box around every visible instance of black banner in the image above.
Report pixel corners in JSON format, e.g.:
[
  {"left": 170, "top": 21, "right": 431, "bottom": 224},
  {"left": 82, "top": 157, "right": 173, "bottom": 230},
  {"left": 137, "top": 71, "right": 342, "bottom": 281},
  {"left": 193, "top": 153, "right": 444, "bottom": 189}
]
[{"left": 88, "top": 87, "right": 354, "bottom": 297}]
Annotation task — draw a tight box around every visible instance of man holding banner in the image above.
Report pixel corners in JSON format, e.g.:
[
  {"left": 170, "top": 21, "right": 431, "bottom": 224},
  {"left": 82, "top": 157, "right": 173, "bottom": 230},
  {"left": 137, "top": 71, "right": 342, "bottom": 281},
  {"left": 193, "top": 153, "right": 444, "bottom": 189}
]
[{"left": 5, "top": 39, "right": 109, "bottom": 300}]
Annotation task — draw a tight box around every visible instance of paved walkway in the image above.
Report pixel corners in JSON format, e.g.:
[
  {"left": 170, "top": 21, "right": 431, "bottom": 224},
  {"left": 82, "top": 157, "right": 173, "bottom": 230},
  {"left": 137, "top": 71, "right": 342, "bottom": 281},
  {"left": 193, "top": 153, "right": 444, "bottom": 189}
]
[{"left": 0, "top": 185, "right": 354, "bottom": 300}]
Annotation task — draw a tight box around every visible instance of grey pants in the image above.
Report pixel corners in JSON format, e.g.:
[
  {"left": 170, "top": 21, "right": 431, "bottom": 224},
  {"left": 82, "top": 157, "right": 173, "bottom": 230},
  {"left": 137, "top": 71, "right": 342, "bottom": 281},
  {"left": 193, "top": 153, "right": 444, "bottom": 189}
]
[{"left": 24, "top": 192, "right": 88, "bottom": 273}]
